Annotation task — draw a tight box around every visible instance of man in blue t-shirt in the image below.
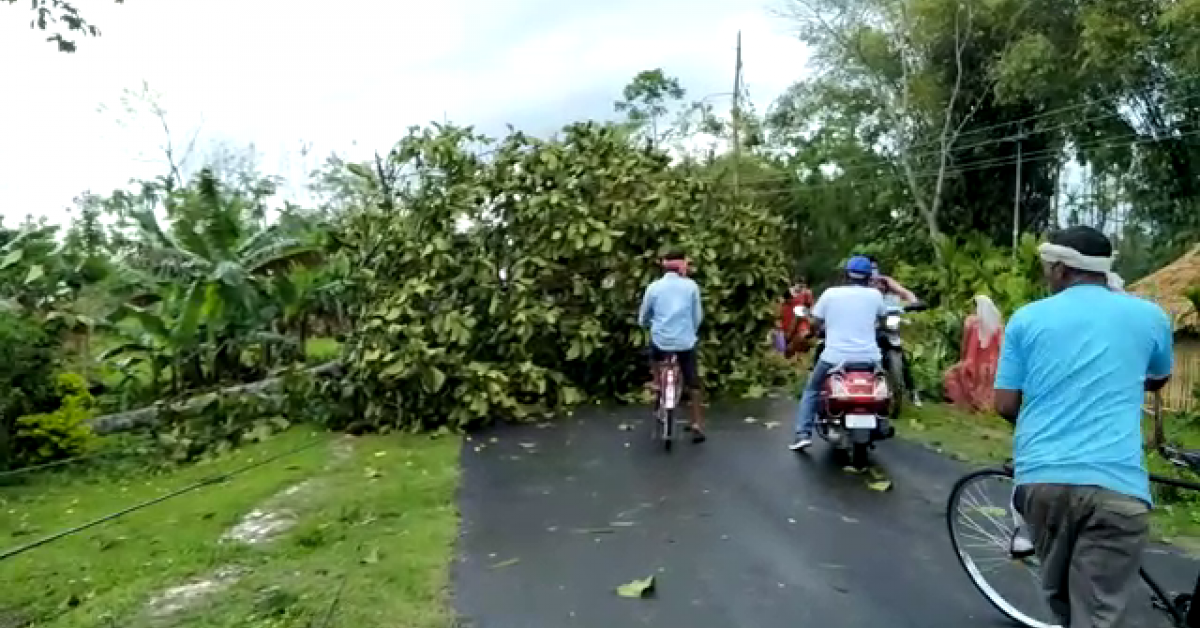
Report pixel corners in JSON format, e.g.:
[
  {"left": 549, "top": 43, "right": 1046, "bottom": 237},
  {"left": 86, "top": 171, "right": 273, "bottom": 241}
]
[{"left": 995, "top": 226, "right": 1173, "bottom": 628}]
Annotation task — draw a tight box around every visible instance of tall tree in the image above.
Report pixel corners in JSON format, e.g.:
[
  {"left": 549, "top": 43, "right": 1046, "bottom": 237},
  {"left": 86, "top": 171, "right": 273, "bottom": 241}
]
[{"left": 613, "top": 69, "right": 687, "bottom": 146}]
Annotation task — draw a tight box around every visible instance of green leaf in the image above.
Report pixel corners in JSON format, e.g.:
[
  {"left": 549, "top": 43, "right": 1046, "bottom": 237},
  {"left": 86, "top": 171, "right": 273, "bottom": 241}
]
[
  {"left": 24, "top": 264, "right": 45, "bottom": 284},
  {"left": 0, "top": 249, "right": 23, "bottom": 269},
  {"left": 380, "top": 362, "right": 405, "bottom": 378},
  {"left": 347, "top": 162, "right": 373, "bottom": 179},
  {"left": 616, "top": 575, "right": 656, "bottom": 598},
  {"left": 174, "top": 282, "right": 207, "bottom": 343},
  {"left": 421, "top": 366, "right": 447, "bottom": 393}
]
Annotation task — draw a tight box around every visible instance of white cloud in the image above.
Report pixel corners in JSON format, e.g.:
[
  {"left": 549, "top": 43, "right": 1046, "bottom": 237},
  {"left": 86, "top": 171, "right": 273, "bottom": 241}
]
[{"left": 0, "top": 0, "right": 809, "bottom": 227}]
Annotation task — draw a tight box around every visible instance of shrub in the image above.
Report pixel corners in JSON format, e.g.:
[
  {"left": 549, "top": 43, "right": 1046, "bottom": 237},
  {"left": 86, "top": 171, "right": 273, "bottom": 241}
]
[
  {"left": 340, "top": 123, "right": 791, "bottom": 431},
  {"left": 0, "top": 311, "right": 58, "bottom": 469},
  {"left": 13, "top": 373, "right": 97, "bottom": 467},
  {"left": 888, "top": 234, "right": 1046, "bottom": 401}
]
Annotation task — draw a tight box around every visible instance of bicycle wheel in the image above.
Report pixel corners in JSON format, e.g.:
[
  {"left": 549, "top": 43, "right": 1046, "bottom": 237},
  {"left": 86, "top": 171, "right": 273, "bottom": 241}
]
[{"left": 947, "top": 468, "right": 1061, "bottom": 628}]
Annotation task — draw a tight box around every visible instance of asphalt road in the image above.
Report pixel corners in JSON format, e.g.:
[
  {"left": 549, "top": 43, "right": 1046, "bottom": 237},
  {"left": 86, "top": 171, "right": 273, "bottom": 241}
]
[{"left": 454, "top": 398, "right": 1198, "bottom": 628}]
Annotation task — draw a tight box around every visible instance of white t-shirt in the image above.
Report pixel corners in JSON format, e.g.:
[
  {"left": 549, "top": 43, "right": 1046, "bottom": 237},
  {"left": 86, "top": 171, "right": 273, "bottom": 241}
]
[{"left": 813, "top": 285, "right": 887, "bottom": 364}]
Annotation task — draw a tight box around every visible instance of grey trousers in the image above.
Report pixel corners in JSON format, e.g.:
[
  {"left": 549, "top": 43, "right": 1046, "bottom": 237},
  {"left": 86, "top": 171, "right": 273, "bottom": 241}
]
[{"left": 1015, "top": 483, "right": 1151, "bottom": 628}]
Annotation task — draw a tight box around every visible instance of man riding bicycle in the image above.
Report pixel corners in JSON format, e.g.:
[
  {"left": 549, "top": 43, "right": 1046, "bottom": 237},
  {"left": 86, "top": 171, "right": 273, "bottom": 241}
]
[
  {"left": 994, "top": 226, "right": 1172, "bottom": 628},
  {"left": 639, "top": 251, "right": 705, "bottom": 443},
  {"left": 790, "top": 255, "right": 887, "bottom": 451}
]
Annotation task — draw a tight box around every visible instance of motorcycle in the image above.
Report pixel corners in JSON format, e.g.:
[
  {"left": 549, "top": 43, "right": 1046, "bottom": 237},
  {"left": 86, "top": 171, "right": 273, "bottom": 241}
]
[
  {"left": 877, "top": 302, "right": 928, "bottom": 419},
  {"left": 792, "top": 301, "right": 926, "bottom": 468},
  {"left": 818, "top": 360, "right": 893, "bottom": 468}
]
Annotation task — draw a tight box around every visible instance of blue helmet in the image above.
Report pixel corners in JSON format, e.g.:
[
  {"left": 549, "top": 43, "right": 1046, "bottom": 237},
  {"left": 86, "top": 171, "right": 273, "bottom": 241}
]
[{"left": 845, "top": 255, "right": 873, "bottom": 279}]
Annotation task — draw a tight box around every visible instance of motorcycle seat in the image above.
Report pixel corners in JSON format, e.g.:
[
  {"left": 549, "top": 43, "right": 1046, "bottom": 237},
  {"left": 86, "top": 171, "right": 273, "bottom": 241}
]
[{"left": 836, "top": 361, "right": 880, "bottom": 373}]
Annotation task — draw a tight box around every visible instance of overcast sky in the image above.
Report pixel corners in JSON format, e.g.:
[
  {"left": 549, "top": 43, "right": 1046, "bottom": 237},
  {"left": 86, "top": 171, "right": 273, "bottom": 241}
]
[{"left": 0, "top": 0, "right": 810, "bottom": 227}]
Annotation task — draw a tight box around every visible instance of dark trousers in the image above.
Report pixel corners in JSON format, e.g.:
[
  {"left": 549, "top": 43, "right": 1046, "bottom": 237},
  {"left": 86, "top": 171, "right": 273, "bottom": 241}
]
[{"left": 1015, "top": 483, "right": 1150, "bottom": 628}]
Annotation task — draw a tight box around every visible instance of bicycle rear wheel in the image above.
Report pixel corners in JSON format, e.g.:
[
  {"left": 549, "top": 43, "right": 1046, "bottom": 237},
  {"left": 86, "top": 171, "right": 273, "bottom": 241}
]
[{"left": 947, "top": 468, "right": 1061, "bottom": 628}]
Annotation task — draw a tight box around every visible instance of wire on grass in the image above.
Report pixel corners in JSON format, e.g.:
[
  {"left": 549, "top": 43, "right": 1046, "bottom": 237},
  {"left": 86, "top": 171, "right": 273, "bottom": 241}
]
[{"left": 0, "top": 438, "right": 324, "bottom": 563}]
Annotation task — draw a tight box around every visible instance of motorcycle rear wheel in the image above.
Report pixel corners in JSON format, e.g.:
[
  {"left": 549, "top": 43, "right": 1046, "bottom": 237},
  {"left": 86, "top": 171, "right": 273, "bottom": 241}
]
[{"left": 851, "top": 442, "right": 869, "bottom": 470}]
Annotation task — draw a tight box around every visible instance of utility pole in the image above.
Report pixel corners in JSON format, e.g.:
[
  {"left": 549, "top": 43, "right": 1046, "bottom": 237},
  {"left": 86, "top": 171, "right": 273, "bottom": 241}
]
[
  {"left": 731, "top": 31, "right": 743, "bottom": 200},
  {"left": 1012, "top": 132, "right": 1025, "bottom": 257}
]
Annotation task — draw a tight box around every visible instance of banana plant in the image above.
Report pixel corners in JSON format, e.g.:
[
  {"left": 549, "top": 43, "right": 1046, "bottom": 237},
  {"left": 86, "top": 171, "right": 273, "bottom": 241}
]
[{"left": 105, "top": 168, "right": 326, "bottom": 394}]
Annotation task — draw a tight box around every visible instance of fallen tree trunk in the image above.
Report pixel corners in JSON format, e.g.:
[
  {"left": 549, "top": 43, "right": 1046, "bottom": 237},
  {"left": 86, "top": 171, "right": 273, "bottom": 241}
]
[{"left": 88, "top": 361, "right": 345, "bottom": 435}]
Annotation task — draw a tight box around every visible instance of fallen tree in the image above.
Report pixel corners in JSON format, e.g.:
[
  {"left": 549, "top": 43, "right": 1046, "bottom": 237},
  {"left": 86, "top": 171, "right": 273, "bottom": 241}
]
[{"left": 88, "top": 361, "right": 343, "bottom": 435}]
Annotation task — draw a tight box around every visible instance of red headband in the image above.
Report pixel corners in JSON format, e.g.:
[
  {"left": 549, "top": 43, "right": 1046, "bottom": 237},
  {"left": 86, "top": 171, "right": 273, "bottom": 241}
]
[{"left": 662, "top": 259, "right": 687, "bottom": 274}]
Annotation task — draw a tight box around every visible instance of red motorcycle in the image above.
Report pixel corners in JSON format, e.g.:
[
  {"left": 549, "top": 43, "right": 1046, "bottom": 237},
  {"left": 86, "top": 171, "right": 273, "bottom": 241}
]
[{"left": 816, "top": 361, "right": 895, "bottom": 469}]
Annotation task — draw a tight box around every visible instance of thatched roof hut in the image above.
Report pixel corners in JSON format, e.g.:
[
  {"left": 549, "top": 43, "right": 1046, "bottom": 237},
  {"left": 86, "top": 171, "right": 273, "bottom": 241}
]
[{"left": 1129, "top": 244, "right": 1200, "bottom": 333}]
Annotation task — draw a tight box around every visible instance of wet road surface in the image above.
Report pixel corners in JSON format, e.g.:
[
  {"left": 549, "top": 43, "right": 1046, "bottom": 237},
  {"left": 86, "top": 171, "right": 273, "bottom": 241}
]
[{"left": 454, "top": 398, "right": 1197, "bottom": 627}]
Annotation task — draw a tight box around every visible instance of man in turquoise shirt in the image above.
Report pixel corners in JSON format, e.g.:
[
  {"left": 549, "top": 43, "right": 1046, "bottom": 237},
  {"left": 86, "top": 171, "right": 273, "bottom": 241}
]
[
  {"left": 995, "top": 226, "right": 1173, "bottom": 628},
  {"left": 639, "top": 251, "right": 705, "bottom": 442}
]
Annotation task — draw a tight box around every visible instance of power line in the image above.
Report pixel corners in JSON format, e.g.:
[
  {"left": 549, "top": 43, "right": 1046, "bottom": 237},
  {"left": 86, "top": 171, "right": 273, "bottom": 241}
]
[
  {"left": 731, "top": 127, "right": 1200, "bottom": 197},
  {"left": 878, "top": 70, "right": 1200, "bottom": 157},
  {"left": 0, "top": 451, "right": 123, "bottom": 480},
  {"left": 742, "top": 91, "right": 1200, "bottom": 190},
  {"left": 732, "top": 116, "right": 1200, "bottom": 193},
  {"left": 0, "top": 438, "right": 323, "bottom": 563}
]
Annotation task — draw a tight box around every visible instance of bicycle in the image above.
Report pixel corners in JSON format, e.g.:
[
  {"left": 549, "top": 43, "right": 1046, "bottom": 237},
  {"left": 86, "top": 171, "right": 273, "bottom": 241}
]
[
  {"left": 650, "top": 353, "right": 684, "bottom": 452},
  {"left": 946, "top": 393, "right": 1200, "bottom": 627}
]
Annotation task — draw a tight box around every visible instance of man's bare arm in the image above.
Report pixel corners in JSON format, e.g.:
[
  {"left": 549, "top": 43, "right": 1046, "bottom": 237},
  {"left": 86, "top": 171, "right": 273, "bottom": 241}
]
[
  {"left": 994, "top": 389, "right": 1022, "bottom": 425},
  {"left": 884, "top": 276, "right": 918, "bottom": 304}
]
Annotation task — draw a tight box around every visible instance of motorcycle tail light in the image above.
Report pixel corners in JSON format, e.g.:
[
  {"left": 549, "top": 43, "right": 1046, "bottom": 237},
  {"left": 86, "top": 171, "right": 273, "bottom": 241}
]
[
  {"left": 828, "top": 375, "right": 848, "bottom": 398},
  {"left": 873, "top": 378, "right": 890, "bottom": 400}
]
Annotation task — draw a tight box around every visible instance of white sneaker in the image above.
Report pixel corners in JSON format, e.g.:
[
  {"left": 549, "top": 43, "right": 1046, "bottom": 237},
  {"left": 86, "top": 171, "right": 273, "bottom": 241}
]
[
  {"left": 1011, "top": 530, "right": 1035, "bottom": 557},
  {"left": 789, "top": 436, "right": 813, "bottom": 451}
]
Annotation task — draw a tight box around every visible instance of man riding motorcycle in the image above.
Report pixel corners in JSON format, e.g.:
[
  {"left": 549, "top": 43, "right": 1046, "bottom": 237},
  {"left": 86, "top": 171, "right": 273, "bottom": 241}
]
[
  {"left": 790, "top": 255, "right": 888, "bottom": 451},
  {"left": 866, "top": 255, "right": 922, "bottom": 407}
]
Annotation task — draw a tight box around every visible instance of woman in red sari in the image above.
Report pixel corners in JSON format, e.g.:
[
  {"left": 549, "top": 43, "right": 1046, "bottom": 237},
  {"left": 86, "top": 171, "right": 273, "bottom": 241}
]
[
  {"left": 944, "top": 295, "right": 1004, "bottom": 412},
  {"left": 778, "top": 280, "right": 815, "bottom": 358}
]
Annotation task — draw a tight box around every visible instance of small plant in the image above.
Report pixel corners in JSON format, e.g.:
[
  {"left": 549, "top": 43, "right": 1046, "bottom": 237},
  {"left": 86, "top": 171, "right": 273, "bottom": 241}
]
[{"left": 13, "top": 373, "right": 98, "bottom": 466}]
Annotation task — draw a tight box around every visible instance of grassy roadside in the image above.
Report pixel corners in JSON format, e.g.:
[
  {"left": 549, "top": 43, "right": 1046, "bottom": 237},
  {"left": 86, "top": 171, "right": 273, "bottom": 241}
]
[
  {"left": 896, "top": 403, "right": 1200, "bottom": 550},
  {"left": 0, "top": 429, "right": 460, "bottom": 628}
]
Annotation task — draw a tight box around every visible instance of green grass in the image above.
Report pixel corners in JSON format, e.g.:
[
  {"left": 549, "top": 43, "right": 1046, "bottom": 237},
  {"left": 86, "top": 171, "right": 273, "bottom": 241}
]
[
  {"left": 898, "top": 402, "right": 1200, "bottom": 549},
  {"left": 898, "top": 403, "right": 1014, "bottom": 464},
  {"left": 0, "top": 429, "right": 460, "bottom": 628}
]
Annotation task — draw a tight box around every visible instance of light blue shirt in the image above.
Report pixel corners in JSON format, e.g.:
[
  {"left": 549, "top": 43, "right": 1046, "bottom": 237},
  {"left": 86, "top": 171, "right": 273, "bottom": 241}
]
[
  {"left": 639, "top": 272, "right": 702, "bottom": 351},
  {"left": 996, "top": 284, "right": 1174, "bottom": 505}
]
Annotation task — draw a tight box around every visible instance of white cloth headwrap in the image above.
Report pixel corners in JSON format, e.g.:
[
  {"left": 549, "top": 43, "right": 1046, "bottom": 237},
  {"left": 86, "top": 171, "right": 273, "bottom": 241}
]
[
  {"left": 1037, "top": 242, "right": 1126, "bottom": 293},
  {"left": 973, "top": 295, "right": 1003, "bottom": 349}
]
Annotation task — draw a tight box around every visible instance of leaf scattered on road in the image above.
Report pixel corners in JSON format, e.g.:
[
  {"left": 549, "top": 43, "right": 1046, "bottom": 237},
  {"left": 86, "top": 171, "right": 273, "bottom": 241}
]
[
  {"left": 490, "top": 557, "right": 521, "bottom": 569},
  {"left": 763, "top": 421, "right": 781, "bottom": 429},
  {"left": 610, "top": 521, "right": 636, "bottom": 527},
  {"left": 618, "top": 423, "right": 634, "bottom": 431},
  {"left": 867, "top": 479, "right": 893, "bottom": 492},
  {"left": 841, "top": 515, "right": 859, "bottom": 524},
  {"left": 572, "top": 527, "right": 615, "bottom": 535},
  {"left": 616, "top": 575, "right": 656, "bottom": 599},
  {"left": 743, "top": 417, "right": 758, "bottom": 424}
]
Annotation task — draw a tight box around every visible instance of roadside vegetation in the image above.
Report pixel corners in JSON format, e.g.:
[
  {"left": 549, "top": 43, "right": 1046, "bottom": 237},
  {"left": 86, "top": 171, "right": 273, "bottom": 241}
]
[{"left": 3, "top": 0, "right": 1200, "bottom": 622}]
